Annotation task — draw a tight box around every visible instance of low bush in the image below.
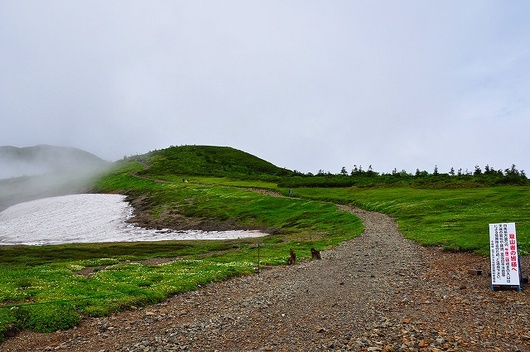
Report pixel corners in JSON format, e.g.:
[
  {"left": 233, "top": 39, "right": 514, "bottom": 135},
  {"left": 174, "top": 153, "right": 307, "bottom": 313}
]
[{"left": 24, "top": 303, "right": 80, "bottom": 333}]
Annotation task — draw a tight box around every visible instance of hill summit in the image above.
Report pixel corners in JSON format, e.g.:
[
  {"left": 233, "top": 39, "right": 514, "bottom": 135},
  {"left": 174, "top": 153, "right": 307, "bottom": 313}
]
[{"left": 131, "top": 145, "right": 291, "bottom": 178}]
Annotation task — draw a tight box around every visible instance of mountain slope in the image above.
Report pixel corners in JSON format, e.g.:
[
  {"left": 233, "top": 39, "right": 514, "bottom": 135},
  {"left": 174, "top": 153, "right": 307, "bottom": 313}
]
[
  {"left": 0, "top": 145, "right": 108, "bottom": 179},
  {"left": 0, "top": 145, "right": 110, "bottom": 211},
  {"left": 134, "top": 145, "right": 291, "bottom": 178}
]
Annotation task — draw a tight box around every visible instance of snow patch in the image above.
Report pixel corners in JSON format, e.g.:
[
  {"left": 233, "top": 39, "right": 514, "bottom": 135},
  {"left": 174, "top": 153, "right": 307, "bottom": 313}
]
[{"left": 0, "top": 194, "right": 266, "bottom": 245}]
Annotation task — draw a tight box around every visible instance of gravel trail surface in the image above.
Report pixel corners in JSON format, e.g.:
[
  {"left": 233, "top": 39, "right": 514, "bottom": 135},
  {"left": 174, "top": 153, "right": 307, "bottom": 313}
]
[{"left": 3, "top": 206, "right": 530, "bottom": 351}]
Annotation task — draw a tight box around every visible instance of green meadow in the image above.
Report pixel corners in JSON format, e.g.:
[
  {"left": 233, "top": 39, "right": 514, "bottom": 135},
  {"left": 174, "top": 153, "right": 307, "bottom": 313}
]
[
  {"left": 1, "top": 145, "right": 528, "bottom": 341},
  {"left": 293, "top": 186, "right": 530, "bottom": 255}
]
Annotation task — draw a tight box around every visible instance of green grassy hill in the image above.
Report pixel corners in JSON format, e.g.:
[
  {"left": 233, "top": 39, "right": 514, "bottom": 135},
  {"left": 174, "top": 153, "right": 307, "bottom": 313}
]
[{"left": 128, "top": 145, "right": 291, "bottom": 179}]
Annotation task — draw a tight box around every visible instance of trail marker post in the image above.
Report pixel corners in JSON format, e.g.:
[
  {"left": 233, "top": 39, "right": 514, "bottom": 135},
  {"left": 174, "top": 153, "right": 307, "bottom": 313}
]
[{"left": 489, "top": 222, "right": 522, "bottom": 291}]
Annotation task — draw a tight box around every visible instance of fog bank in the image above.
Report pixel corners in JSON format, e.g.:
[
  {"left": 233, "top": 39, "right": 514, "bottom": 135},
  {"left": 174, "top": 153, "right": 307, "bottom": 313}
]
[{"left": 0, "top": 145, "right": 112, "bottom": 211}]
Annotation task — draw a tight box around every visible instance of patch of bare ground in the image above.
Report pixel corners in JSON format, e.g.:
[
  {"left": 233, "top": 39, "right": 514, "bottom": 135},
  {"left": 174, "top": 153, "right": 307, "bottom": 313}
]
[
  {"left": 3, "top": 206, "right": 530, "bottom": 351},
  {"left": 126, "top": 194, "right": 266, "bottom": 232}
]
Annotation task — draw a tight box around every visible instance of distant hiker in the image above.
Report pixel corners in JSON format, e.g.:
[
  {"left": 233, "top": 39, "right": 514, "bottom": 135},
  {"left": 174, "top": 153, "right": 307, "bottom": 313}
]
[
  {"left": 289, "top": 189, "right": 293, "bottom": 197},
  {"left": 287, "top": 248, "right": 296, "bottom": 265}
]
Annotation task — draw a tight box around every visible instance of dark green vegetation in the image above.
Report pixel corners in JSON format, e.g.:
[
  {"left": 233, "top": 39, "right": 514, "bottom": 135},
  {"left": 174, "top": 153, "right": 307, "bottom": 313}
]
[
  {"left": 128, "top": 145, "right": 291, "bottom": 178},
  {"left": 280, "top": 163, "right": 528, "bottom": 188},
  {"left": 1, "top": 144, "right": 529, "bottom": 341}
]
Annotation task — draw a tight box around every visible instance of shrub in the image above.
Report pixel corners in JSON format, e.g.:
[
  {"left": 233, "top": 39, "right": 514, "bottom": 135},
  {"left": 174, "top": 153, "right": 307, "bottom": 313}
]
[{"left": 24, "top": 303, "right": 80, "bottom": 333}]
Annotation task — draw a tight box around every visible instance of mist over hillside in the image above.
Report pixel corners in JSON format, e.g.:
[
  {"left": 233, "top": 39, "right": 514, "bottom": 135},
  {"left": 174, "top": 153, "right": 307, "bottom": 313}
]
[
  {"left": 0, "top": 145, "right": 111, "bottom": 211},
  {"left": 0, "top": 145, "right": 108, "bottom": 179}
]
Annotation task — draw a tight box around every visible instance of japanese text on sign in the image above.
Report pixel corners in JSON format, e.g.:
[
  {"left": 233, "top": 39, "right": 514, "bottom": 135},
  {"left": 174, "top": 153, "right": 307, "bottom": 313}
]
[{"left": 489, "top": 223, "right": 519, "bottom": 286}]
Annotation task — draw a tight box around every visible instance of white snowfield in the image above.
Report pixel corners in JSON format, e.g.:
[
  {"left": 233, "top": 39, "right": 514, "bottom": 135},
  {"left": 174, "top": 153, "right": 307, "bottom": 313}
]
[{"left": 0, "top": 194, "right": 266, "bottom": 245}]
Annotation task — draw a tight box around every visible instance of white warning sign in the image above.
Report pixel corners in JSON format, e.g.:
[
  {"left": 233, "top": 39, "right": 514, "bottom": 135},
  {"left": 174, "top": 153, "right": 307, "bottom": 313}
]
[{"left": 489, "top": 222, "right": 520, "bottom": 287}]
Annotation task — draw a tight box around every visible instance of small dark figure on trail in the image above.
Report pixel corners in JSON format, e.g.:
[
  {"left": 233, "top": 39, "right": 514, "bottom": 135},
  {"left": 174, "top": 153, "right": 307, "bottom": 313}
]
[
  {"left": 287, "top": 248, "right": 296, "bottom": 265},
  {"left": 311, "top": 248, "right": 321, "bottom": 260},
  {"left": 288, "top": 189, "right": 293, "bottom": 197}
]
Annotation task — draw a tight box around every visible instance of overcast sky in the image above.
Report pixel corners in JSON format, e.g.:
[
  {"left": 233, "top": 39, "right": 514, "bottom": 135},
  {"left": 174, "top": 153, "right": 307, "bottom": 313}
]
[{"left": 1, "top": 1, "right": 529, "bottom": 174}]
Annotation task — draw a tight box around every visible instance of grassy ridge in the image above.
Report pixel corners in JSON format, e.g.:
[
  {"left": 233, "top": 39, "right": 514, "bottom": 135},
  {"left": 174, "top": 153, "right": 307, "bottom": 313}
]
[
  {"left": 130, "top": 145, "right": 291, "bottom": 178},
  {"left": 92, "top": 162, "right": 360, "bottom": 240}
]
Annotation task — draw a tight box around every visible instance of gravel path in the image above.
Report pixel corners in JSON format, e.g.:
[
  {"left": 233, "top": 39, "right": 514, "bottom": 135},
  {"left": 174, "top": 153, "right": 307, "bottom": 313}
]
[{"left": 3, "top": 206, "right": 530, "bottom": 351}]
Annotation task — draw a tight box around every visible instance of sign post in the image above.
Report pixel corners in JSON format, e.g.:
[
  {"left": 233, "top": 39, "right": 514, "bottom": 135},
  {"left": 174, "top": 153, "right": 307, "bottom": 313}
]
[{"left": 489, "top": 222, "right": 521, "bottom": 291}]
